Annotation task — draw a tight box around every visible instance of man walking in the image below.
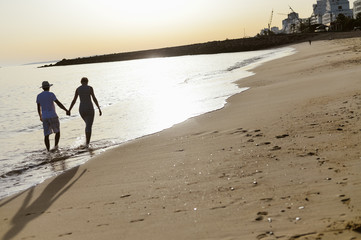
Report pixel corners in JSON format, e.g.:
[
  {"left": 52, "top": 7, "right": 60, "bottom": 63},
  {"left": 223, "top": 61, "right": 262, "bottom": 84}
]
[{"left": 36, "top": 81, "right": 68, "bottom": 151}]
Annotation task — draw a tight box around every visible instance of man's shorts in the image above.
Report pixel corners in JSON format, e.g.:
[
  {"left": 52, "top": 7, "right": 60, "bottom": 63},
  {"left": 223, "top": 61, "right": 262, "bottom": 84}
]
[{"left": 43, "top": 117, "right": 60, "bottom": 136}]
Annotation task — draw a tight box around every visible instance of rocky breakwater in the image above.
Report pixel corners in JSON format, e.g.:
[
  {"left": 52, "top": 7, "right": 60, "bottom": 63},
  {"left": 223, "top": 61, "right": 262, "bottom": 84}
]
[{"left": 41, "top": 34, "right": 316, "bottom": 68}]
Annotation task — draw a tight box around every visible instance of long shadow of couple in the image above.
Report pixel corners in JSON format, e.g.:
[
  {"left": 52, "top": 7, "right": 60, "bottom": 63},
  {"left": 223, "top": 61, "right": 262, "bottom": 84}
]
[{"left": 2, "top": 166, "right": 86, "bottom": 240}]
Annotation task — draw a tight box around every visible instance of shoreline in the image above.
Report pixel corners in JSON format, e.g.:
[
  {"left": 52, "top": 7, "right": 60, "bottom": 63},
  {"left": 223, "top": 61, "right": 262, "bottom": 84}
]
[
  {"left": 1, "top": 37, "right": 361, "bottom": 239},
  {"left": 0, "top": 46, "right": 293, "bottom": 202}
]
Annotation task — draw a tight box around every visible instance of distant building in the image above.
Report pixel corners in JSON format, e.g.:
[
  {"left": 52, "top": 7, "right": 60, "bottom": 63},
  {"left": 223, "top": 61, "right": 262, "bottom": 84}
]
[
  {"left": 312, "top": 0, "right": 328, "bottom": 24},
  {"left": 354, "top": 0, "right": 361, "bottom": 18},
  {"left": 271, "top": 26, "right": 280, "bottom": 33},
  {"left": 260, "top": 26, "right": 280, "bottom": 35},
  {"left": 282, "top": 12, "right": 301, "bottom": 34},
  {"left": 312, "top": 0, "right": 353, "bottom": 25}
]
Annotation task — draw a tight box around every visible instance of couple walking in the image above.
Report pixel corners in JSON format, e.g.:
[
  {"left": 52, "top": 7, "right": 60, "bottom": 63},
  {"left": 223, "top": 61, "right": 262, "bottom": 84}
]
[{"left": 36, "top": 77, "right": 102, "bottom": 151}]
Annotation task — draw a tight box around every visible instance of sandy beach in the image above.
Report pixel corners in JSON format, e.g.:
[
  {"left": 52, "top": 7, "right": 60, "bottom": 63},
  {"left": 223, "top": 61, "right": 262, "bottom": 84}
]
[{"left": 1, "top": 37, "right": 361, "bottom": 240}]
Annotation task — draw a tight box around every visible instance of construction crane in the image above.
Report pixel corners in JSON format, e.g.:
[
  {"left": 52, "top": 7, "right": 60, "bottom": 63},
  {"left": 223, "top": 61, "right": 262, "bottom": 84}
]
[
  {"left": 289, "top": 5, "right": 300, "bottom": 22},
  {"left": 289, "top": 6, "right": 296, "bottom": 15},
  {"left": 268, "top": 9, "right": 274, "bottom": 30}
]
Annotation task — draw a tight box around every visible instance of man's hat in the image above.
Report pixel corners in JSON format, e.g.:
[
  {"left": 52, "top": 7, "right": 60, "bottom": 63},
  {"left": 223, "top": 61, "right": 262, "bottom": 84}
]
[{"left": 41, "top": 81, "right": 53, "bottom": 88}]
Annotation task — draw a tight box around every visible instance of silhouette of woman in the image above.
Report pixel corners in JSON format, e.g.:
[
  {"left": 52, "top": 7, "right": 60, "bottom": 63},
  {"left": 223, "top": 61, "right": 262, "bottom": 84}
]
[{"left": 69, "top": 77, "right": 102, "bottom": 147}]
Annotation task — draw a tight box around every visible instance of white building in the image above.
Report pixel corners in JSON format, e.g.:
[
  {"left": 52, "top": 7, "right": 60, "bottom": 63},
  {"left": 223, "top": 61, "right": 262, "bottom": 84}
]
[
  {"left": 312, "top": 0, "right": 353, "bottom": 25},
  {"left": 354, "top": 0, "right": 361, "bottom": 18},
  {"left": 312, "top": 0, "right": 328, "bottom": 24}
]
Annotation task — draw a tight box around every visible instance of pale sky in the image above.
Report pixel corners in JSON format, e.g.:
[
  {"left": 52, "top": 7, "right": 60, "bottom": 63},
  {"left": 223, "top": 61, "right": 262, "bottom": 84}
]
[{"left": 0, "top": 0, "right": 317, "bottom": 66}]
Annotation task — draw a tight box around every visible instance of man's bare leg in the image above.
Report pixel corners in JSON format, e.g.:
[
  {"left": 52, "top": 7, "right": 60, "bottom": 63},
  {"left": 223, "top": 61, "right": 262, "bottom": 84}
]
[
  {"left": 54, "top": 132, "right": 60, "bottom": 150},
  {"left": 44, "top": 135, "right": 50, "bottom": 151}
]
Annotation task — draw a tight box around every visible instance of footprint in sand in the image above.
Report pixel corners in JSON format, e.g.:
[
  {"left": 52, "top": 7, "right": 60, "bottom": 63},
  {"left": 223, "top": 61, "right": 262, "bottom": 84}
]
[
  {"left": 346, "top": 222, "right": 361, "bottom": 234},
  {"left": 270, "top": 146, "right": 281, "bottom": 151},
  {"left": 120, "top": 194, "right": 131, "bottom": 199},
  {"left": 210, "top": 206, "right": 227, "bottom": 210},
  {"left": 230, "top": 128, "right": 248, "bottom": 134},
  {"left": 255, "top": 211, "right": 268, "bottom": 221},
  {"left": 97, "top": 223, "right": 109, "bottom": 227},
  {"left": 276, "top": 134, "right": 289, "bottom": 139},
  {"left": 256, "top": 142, "right": 271, "bottom": 146},
  {"left": 58, "top": 232, "right": 72, "bottom": 237},
  {"left": 130, "top": 219, "right": 144, "bottom": 223},
  {"left": 340, "top": 197, "right": 351, "bottom": 205}
]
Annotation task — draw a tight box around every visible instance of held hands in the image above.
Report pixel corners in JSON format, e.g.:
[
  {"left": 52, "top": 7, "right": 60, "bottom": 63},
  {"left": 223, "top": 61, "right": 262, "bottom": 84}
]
[
  {"left": 65, "top": 109, "right": 100, "bottom": 116},
  {"left": 64, "top": 109, "right": 100, "bottom": 116}
]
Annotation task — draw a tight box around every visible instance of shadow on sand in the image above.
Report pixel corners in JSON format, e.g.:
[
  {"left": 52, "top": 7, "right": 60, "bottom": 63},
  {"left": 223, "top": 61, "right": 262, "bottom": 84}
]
[{"left": 2, "top": 166, "right": 86, "bottom": 240}]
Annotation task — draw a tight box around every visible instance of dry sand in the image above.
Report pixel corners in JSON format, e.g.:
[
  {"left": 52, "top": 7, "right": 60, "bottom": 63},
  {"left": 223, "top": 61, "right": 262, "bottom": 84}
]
[{"left": 1, "top": 37, "right": 361, "bottom": 240}]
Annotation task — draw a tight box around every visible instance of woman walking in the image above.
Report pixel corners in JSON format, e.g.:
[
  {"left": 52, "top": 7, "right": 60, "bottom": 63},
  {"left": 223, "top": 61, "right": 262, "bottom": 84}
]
[{"left": 69, "top": 77, "right": 102, "bottom": 147}]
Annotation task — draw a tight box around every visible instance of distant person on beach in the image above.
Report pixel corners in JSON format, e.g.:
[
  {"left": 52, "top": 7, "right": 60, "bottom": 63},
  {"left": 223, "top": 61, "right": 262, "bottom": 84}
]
[
  {"left": 68, "top": 77, "right": 102, "bottom": 147},
  {"left": 36, "top": 81, "right": 69, "bottom": 151}
]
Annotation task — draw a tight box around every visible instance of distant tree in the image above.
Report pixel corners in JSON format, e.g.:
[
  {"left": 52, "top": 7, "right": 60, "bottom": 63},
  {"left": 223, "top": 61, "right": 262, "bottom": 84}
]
[
  {"left": 300, "top": 18, "right": 312, "bottom": 33},
  {"left": 356, "top": 12, "right": 361, "bottom": 20},
  {"left": 332, "top": 14, "right": 355, "bottom": 31},
  {"left": 356, "top": 13, "right": 361, "bottom": 26},
  {"left": 336, "top": 13, "right": 346, "bottom": 22}
]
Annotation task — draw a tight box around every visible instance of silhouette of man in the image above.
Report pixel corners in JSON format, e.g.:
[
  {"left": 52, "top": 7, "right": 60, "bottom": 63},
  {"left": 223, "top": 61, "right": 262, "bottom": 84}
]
[{"left": 36, "top": 81, "right": 68, "bottom": 151}]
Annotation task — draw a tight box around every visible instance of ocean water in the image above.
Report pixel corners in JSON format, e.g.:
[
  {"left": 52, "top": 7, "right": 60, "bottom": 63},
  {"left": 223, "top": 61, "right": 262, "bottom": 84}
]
[{"left": 0, "top": 47, "right": 295, "bottom": 199}]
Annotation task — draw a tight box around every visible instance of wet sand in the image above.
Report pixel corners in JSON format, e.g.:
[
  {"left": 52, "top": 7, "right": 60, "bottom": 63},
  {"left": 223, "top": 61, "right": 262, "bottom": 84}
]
[{"left": 1, "top": 37, "right": 361, "bottom": 240}]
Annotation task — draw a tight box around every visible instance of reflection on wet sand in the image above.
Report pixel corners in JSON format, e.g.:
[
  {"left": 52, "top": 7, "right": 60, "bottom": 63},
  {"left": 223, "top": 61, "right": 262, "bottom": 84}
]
[{"left": 0, "top": 141, "right": 114, "bottom": 200}]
